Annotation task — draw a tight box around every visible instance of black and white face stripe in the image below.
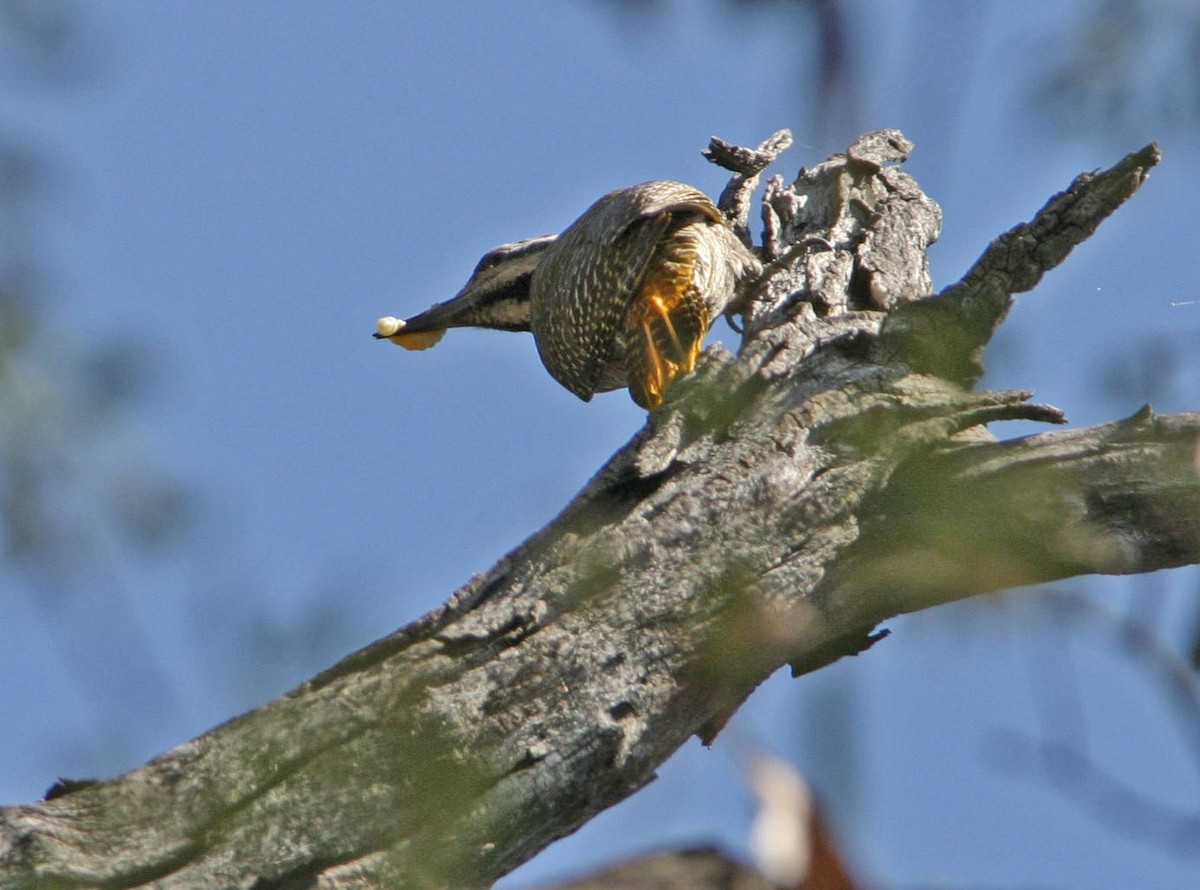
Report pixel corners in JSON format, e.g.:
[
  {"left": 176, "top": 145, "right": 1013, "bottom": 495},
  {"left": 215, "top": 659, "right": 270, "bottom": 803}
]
[
  {"left": 392, "top": 235, "right": 558, "bottom": 335},
  {"left": 469, "top": 235, "right": 557, "bottom": 279}
]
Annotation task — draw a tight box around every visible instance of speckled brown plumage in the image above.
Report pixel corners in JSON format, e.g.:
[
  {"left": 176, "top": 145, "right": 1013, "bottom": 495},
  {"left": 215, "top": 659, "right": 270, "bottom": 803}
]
[{"left": 529, "top": 180, "right": 760, "bottom": 407}]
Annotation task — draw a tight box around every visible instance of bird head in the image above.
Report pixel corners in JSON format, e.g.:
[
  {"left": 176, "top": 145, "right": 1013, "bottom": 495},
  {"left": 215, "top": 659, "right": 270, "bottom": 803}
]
[{"left": 375, "top": 234, "right": 556, "bottom": 350}]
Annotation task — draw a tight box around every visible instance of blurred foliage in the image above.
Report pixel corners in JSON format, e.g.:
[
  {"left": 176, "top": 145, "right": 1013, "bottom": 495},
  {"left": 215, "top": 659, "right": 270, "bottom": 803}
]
[
  {"left": 1034, "top": 0, "right": 1200, "bottom": 141},
  {"left": 0, "top": 1, "right": 365, "bottom": 781},
  {"left": 0, "top": 0, "right": 97, "bottom": 84},
  {"left": 603, "top": 0, "right": 1200, "bottom": 145},
  {"left": 600, "top": 0, "right": 853, "bottom": 143},
  {"left": 1101, "top": 332, "right": 1197, "bottom": 411},
  {"left": 0, "top": 0, "right": 188, "bottom": 574}
]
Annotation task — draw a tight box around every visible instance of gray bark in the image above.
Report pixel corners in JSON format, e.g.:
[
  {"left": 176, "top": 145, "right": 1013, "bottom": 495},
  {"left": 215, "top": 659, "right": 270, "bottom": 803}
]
[{"left": 1, "top": 133, "right": 1189, "bottom": 890}]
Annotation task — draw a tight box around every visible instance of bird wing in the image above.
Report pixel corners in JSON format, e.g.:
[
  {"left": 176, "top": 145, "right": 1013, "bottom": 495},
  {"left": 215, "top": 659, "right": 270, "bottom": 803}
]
[
  {"left": 613, "top": 182, "right": 723, "bottom": 232},
  {"left": 532, "top": 182, "right": 722, "bottom": 400}
]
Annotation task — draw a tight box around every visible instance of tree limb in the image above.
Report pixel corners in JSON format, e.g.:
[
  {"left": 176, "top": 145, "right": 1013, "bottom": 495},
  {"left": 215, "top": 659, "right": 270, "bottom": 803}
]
[
  {"left": 821, "top": 405, "right": 1200, "bottom": 627},
  {"left": 878, "top": 142, "right": 1162, "bottom": 382},
  {"left": 704, "top": 128, "right": 793, "bottom": 245},
  {"left": 0, "top": 133, "right": 1187, "bottom": 890}
]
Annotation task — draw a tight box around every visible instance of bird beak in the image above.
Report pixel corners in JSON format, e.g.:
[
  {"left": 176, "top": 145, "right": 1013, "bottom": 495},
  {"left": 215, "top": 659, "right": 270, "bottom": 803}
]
[
  {"left": 374, "top": 313, "right": 447, "bottom": 351},
  {"left": 374, "top": 287, "right": 492, "bottom": 349},
  {"left": 374, "top": 234, "right": 551, "bottom": 349}
]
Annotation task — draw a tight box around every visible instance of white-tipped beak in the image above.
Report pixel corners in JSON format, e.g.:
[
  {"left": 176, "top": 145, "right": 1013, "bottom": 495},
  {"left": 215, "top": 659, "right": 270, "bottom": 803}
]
[{"left": 376, "top": 316, "right": 405, "bottom": 337}]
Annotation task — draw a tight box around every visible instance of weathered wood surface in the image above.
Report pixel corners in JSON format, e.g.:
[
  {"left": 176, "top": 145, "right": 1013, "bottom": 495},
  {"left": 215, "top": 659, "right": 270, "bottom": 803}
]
[{"left": 1, "top": 133, "right": 1190, "bottom": 890}]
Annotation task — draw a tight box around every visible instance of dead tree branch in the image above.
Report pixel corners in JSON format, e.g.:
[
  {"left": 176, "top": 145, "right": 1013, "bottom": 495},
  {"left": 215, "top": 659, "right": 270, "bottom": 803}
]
[{"left": 0, "top": 133, "right": 1189, "bottom": 890}]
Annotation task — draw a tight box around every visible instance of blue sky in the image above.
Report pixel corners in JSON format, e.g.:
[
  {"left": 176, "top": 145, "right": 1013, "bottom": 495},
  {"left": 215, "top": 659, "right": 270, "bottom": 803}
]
[{"left": 2, "top": 2, "right": 1198, "bottom": 887}]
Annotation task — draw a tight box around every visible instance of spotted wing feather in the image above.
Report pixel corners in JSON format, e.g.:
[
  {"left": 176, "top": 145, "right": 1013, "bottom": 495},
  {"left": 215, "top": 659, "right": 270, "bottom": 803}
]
[{"left": 529, "top": 181, "right": 722, "bottom": 401}]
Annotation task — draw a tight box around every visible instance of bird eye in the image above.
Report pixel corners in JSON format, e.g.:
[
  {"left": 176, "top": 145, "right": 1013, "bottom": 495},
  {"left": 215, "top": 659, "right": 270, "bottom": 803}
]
[{"left": 473, "top": 251, "right": 504, "bottom": 276}]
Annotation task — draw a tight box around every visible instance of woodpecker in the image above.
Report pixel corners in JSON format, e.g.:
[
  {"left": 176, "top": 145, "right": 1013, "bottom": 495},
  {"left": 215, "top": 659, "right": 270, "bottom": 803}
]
[{"left": 375, "top": 180, "right": 760, "bottom": 409}]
